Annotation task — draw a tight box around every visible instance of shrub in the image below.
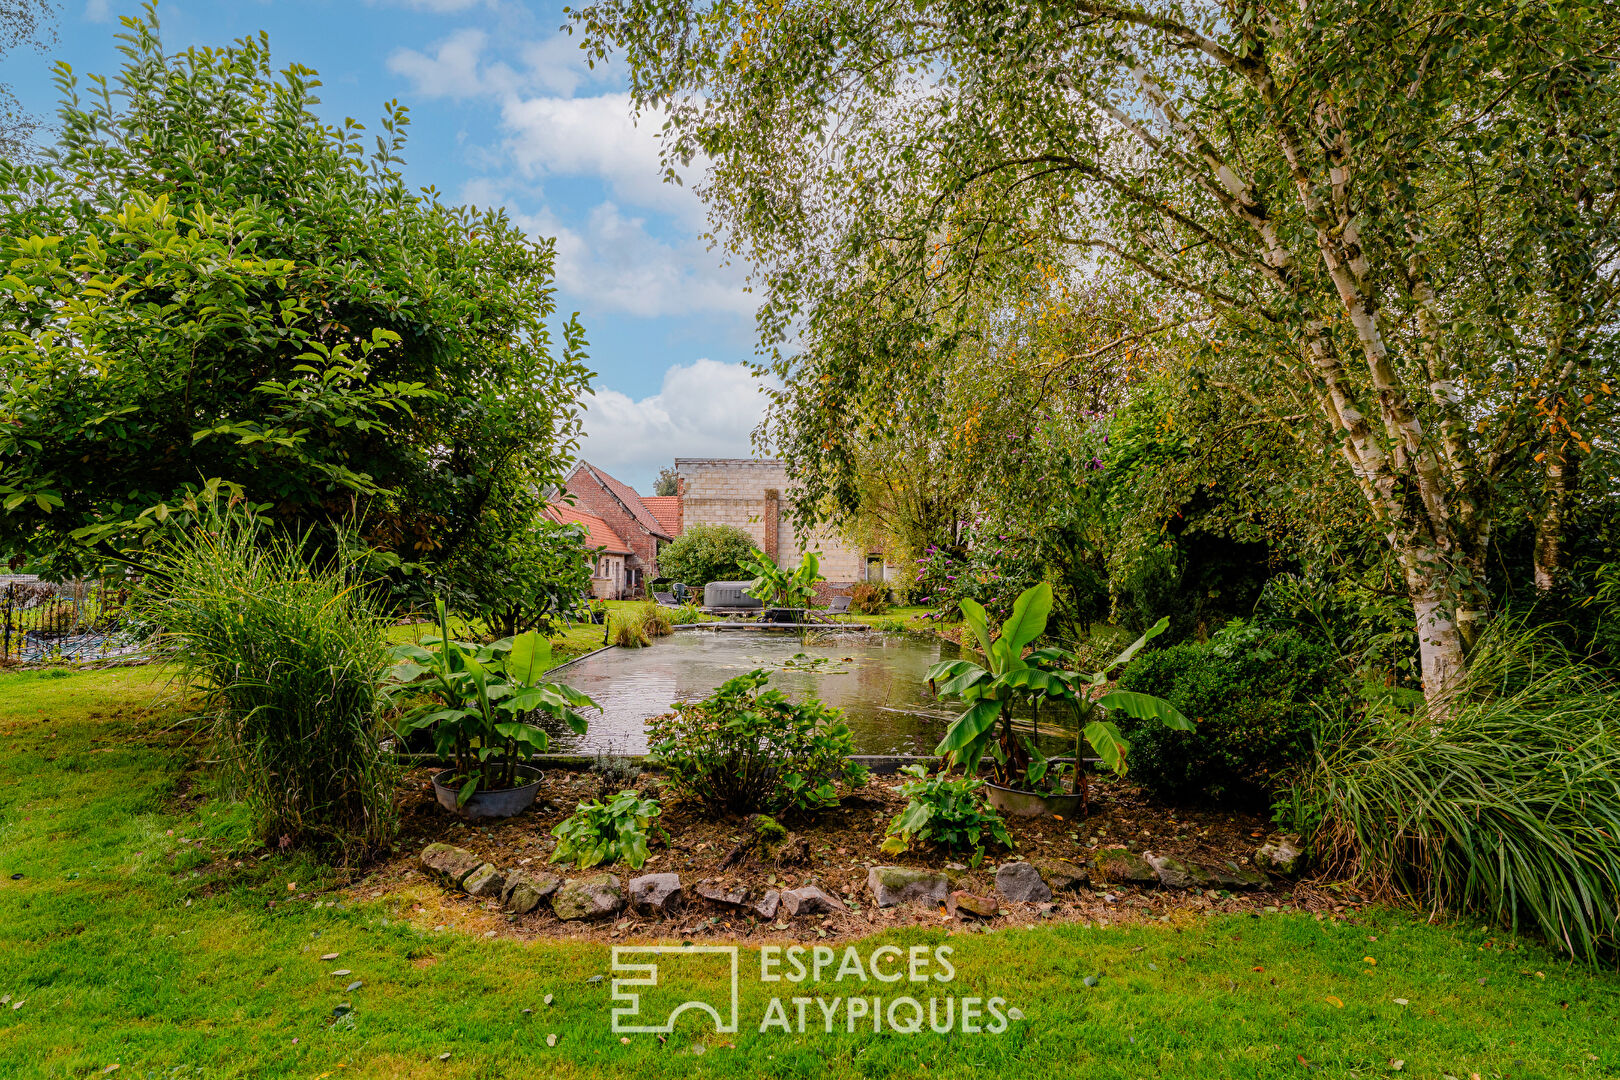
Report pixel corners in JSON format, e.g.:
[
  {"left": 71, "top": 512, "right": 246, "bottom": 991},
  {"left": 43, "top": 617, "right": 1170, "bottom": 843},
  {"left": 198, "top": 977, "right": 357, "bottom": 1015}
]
[
  {"left": 881, "top": 765, "right": 1011, "bottom": 864},
  {"left": 670, "top": 602, "right": 705, "bottom": 625},
  {"left": 146, "top": 505, "right": 396, "bottom": 860},
  {"left": 648, "top": 670, "right": 869, "bottom": 816},
  {"left": 655, "top": 523, "right": 760, "bottom": 589},
  {"left": 848, "top": 582, "right": 889, "bottom": 614},
  {"left": 550, "top": 790, "right": 664, "bottom": 870},
  {"left": 1292, "top": 621, "right": 1620, "bottom": 964},
  {"left": 1112, "top": 625, "right": 1340, "bottom": 803}
]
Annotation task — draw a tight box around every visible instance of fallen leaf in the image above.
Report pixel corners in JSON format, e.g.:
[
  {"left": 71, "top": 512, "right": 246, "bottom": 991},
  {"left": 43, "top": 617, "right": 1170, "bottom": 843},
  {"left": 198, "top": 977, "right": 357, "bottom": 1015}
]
[
  {"left": 1391, "top": 1060, "right": 1405, "bottom": 1071},
  {"left": 620, "top": 1036, "right": 631, "bottom": 1045},
  {"left": 321, "top": 953, "right": 340, "bottom": 961},
  {"left": 287, "top": 882, "right": 297, "bottom": 892},
  {"left": 330, "top": 969, "right": 351, "bottom": 976},
  {"left": 1364, "top": 956, "right": 1377, "bottom": 965},
  {"left": 546, "top": 1034, "right": 557, "bottom": 1047},
  {"left": 543, "top": 993, "right": 554, "bottom": 1005},
  {"left": 1393, "top": 998, "right": 1409, "bottom": 1006},
  {"left": 1325, "top": 995, "right": 1344, "bottom": 1008}
]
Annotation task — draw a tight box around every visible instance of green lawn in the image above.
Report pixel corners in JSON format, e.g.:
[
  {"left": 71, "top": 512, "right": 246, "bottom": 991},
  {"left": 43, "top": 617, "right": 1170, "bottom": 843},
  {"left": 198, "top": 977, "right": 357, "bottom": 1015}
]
[{"left": 1, "top": 666, "right": 1615, "bottom": 1079}]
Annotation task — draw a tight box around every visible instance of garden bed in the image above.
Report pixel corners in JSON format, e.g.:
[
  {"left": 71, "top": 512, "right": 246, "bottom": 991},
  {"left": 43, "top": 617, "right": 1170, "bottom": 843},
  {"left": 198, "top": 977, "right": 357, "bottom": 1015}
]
[{"left": 351, "top": 766, "right": 1367, "bottom": 944}]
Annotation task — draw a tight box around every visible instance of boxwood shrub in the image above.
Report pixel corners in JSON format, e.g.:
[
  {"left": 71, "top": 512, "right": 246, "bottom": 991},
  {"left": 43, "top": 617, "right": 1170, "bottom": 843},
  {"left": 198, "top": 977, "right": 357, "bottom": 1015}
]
[{"left": 1113, "top": 628, "right": 1340, "bottom": 804}]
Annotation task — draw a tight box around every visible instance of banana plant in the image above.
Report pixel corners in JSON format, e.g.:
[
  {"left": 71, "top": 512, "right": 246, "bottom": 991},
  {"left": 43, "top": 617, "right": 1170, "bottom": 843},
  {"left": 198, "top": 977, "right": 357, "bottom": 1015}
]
[
  {"left": 927, "top": 583, "right": 1192, "bottom": 810},
  {"left": 740, "top": 548, "right": 823, "bottom": 609},
  {"left": 385, "top": 599, "right": 598, "bottom": 805}
]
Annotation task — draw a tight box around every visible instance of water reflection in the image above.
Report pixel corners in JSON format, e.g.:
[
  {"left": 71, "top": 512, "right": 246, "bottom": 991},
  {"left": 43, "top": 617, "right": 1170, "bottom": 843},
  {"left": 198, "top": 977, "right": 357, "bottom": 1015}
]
[{"left": 547, "top": 629, "right": 968, "bottom": 755}]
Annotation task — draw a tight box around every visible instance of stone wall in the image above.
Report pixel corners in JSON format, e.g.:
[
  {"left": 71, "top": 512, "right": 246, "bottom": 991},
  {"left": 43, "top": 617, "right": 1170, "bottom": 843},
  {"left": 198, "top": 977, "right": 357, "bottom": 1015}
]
[{"left": 675, "top": 458, "right": 896, "bottom": 585}]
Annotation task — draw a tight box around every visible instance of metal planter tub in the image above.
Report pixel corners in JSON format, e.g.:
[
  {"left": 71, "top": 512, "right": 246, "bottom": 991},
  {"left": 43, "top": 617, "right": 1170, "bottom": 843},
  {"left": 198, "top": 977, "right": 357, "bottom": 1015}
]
[
  {"left": 984, "top": 781, "right": 1086, "bottom": 819},
  {"left": 431, "top": 763, "right": 545, "bottom": 819}
]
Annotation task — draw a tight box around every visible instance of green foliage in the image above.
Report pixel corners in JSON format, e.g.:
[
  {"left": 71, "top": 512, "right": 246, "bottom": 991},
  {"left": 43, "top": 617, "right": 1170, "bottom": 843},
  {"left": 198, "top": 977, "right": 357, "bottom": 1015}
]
[
  {"left": 639, "top": 601, "right": 674, "bottom": 638},
  {"left": 143, "top": 502, "right": 395, "bottom": 860},
  {"left": 881, "top": 764, "right": 1011, "bottom": 864},
  {"left": 1114, "top": 625, "right": 1341, "bottom": 804},
  {"left": 0, "top": 9, "right": 592, "bottom": 580},
  {"left": 1292, "top": 621, "right": 1620, "bottom": 964},
  {"left": 742, "top": 549, "right": 823, "bottom": 609},
  {"left": 648, "top": 669, "right": 869, "bottom": 817},
  {"left": 652, "top": 466, "right": 679, "bottom": 497},
  {"left": 752, "top": 813, "right": 788, "bottom": 849},
  {"left": 655, "top": 523, "right": 758, "bottom": 589},
  {"left": 438, "top": 507, "right": 594, "bottom": 640},
  {"left": 928, "top": 584, "right": 1190, "bottom": 792},
  {"left": 669, "top": 601, "right": 705, "bottom": 625},
  {"left": 549, "top": 789, "right": 664, "bottom": 871},
  {"left": 386, "top": 600, "right": 597, "bottom": 803},
  {"left": 611, "top": 613, "right": 651, "bottom": 648}
]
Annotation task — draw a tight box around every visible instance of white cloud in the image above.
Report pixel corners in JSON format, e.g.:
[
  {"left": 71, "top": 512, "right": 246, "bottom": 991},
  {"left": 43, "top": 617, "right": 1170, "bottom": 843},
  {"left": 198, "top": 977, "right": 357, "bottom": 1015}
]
[
  {"left": 372, "top": 0, "right": 492, "bottom": 12},
  {"left": 577, "top": 360, "right": 772, "bottom": 484},
  {"left": 501, "top": 93, "right": 693, "bottom": 217},
  {"left": 388, "top": 29, "right": 520, "bottom": 101},
  {"left": 517, "top": 201, "right": 751, "bottom": 319},
  {"left": 519, "top": 34, "right": 600, "bottom": 97},
  {"left": 85, "top": 0, "right": 112, "bottom": 21}
]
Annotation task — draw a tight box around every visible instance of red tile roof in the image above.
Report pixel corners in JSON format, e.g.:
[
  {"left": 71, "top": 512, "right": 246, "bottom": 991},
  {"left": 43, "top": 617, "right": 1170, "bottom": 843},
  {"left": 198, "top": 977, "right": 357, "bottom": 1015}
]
[
  {"left": 640, "top": 495, "right": 682, "bottom": 536},
  {"left": 546, "top": 501, "right": 631, "bottom": 556},
  {"left": 577, "top": 462, "right": 673, "bottom": 539}
]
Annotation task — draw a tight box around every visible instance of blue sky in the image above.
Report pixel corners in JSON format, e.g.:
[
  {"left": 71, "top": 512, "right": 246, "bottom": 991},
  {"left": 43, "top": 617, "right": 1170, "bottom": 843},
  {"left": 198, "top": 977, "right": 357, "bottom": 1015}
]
[{"left": 12, "top": 0, "right": 773, "bottom": 492}]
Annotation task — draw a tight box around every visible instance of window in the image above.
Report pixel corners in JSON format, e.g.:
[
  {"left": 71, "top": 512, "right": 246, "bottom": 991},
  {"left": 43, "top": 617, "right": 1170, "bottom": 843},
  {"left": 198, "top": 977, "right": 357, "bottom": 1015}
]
[{"left": 866, "top": 555, "right": 884, "bottom": 583}]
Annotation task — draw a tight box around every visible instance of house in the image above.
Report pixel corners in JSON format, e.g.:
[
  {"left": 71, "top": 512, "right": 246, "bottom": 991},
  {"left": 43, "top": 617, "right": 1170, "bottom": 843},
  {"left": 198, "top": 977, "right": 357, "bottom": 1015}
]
[
  {"left": 674, "top": 458, "right": 900, "bottom": 595},
  {"left": 547, "top": 457, "right": 900, "bottom": 600},
  {"left": 544, "top": 500, "right": 631, "bottom": 600}
]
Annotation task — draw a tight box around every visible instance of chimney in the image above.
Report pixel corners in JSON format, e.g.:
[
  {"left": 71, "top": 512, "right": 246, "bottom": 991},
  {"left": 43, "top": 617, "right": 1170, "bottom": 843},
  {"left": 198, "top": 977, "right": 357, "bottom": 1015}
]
[{"left": 763, "top": 488, "right": 780, "bottom": 561}]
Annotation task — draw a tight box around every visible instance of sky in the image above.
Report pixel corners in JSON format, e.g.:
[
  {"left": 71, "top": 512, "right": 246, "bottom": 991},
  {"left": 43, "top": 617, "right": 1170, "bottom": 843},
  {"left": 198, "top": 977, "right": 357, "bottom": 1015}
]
[{"left": 9, "top": 0, "right": 774, "bottom": 493}]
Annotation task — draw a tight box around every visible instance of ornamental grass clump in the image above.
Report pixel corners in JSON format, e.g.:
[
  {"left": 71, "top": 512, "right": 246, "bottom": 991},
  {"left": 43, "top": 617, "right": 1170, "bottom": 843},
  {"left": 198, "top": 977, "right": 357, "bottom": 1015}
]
[
  {"left": 1298, "top": 620, "right": 1620, "bottom": 964},
  {"left": 146, "top": 507, "right": 396, "bottom": 861}
]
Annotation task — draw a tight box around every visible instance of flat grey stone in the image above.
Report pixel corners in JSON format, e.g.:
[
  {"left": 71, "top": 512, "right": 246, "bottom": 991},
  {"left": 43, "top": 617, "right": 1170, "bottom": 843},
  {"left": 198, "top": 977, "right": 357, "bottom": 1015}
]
[
  {"left": 781, "top": 885, "right": 846, "bottom": 917},
  {"left": 1203, "top": 862, "right": 1269, "bottom": 890},
  {"left": 627, "top": 873, "right": 683, "bottom": 913},
  {"left": 1253, "top": 838, "right": 1305, "bottom": 876},
  {"left": 994, "top": 862, "right": 1053, "bottom": 903},
  {"left": 461, "top": 863, "right": 505, "bottom": 898},
  {"left": 421, "top": 843, "right": 484, "bottom": 886},
  {"left": 751, "top": 889, "right": 780, "bottom": 920},
  {"left": 866, "top": 866, "right": 950, "bottom": 907},
  {"left": 501, "top": 870, "right": 561, "bottom": 914},
  {"left": 552, "top": 874, "right": 624, "bottom": 921},
  {"left": 1030, "top": 857, "right": 1089, "bottom": 892},
  {"left": 1146, "top": 853, "right": 1199, "bottom": 889},
  {"left": 693, "top": 880, "right": 750, "bottom": 907},
  {"left": 1091, "top": 848, "right": 1158, "bottom": 885}
]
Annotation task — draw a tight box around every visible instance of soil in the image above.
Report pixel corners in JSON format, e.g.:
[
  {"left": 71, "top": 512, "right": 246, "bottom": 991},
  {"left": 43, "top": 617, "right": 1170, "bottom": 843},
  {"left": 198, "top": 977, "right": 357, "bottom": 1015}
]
[{"left": 345, "top": 768, "right": 1373, "bottom": 944}]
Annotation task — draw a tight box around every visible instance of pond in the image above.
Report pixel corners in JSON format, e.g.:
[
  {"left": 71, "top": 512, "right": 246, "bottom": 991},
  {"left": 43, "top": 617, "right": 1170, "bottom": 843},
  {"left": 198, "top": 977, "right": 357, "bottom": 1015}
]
[{"left": 546, "top": 628, "right": 975, "bottom": 756}]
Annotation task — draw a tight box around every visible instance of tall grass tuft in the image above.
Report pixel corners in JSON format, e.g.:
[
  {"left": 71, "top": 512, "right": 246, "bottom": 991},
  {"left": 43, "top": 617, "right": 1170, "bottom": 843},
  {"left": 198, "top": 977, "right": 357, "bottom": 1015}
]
[
  {"left": 1300, "top": 619, "right": 1620, "bottom": 963},
  {"left": 145, "top": 508, "right": 397, "bottom": 861}
]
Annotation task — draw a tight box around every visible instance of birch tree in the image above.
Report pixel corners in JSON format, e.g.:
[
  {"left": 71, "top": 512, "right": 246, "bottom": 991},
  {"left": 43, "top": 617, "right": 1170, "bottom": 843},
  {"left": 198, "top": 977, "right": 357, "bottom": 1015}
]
[{"left": 576, "top": 0, "right": 1620, "bottom": 702}]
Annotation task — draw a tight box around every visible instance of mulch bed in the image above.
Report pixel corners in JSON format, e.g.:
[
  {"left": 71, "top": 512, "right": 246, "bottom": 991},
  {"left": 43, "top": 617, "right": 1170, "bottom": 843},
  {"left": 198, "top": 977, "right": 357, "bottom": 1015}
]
[{"left": 345, "top": 768, "right": 1373, "bottom": 944}]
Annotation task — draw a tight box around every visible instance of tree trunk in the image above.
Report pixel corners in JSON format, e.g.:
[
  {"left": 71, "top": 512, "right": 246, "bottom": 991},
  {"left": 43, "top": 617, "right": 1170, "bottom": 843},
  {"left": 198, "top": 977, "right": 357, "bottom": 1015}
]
[{"left": 1534, "top": 441, "right": 1574, "bottom": 592}]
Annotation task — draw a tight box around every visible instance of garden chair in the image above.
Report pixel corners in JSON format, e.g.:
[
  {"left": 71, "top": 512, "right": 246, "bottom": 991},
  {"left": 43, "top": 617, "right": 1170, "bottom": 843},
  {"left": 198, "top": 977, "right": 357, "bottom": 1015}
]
[{"left": 653, "top": 591, "right": 678, "bottom": 607}]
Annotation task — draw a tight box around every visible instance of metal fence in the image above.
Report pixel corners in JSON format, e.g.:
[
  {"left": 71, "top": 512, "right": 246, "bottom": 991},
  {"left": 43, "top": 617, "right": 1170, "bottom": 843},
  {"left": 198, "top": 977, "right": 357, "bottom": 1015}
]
[{"left": 0, "top": 576, "right": 146, "bottom": 664}]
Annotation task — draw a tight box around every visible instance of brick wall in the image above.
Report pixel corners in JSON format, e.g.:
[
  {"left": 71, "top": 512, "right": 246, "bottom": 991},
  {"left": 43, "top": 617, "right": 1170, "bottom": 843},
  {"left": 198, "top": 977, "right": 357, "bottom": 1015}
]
[{"left": 674, "top": 458, "right": 896, "bottom": 585}]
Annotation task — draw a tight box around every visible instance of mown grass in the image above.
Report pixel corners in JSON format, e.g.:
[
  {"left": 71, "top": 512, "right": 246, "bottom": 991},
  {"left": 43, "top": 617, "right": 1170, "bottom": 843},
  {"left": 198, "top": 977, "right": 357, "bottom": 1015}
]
[{"left": 1, "top": 665, "right": 1616, "bottom": 1078}]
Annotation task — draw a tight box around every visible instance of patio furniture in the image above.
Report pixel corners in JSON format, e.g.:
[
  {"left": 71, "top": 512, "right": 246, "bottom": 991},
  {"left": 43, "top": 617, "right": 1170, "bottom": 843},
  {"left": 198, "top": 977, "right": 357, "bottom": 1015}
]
[
  {"left": 653, "top": 591, "right": 678, "bottom": 607},
  {"left": 825, "top": 595, "right": 852, "bottom": 616}
]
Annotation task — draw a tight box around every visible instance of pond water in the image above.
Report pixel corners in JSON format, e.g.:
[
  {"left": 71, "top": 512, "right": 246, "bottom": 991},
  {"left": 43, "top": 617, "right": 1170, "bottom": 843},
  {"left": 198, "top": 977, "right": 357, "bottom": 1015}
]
[{"left": 546, "top": 628, "right": 973, "bottom": 755}]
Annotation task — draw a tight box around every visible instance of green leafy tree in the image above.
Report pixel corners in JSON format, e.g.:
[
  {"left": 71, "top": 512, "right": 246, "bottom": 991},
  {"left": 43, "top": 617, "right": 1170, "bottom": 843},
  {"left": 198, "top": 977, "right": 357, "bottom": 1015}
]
[
  {"left": 574, "top": 0, "right": 1620, "bottom": 704},
  {"left": 654, "top": 522, "right": 757, "bottom": 588},
  {"left": 0, "top": 7, "right": 593, "bottom": 585},
  {"left": 652, "top": 466, "right": 679, "bottom": 497}
]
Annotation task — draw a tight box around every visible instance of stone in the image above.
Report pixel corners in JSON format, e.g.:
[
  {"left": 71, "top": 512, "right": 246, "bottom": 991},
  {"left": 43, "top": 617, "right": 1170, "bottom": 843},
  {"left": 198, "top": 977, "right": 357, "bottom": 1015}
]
[
  {"left": 627, "top": 873, "right": 683, "bottom": 913},
  {"left": 1146, "top": 854, "right": 1200, "bottom": 890},
  {"left": 502, "top": 870, "right": 562, "bottom": 915},
  {"left": 551, "top": 874, "right": 624, "bottom": 921},
  {"left": 781, "top": 885, "right": 846, "bottom": 917},
  {"left": 420, "top": 843, "right": 484, "bottom": 887},
  {"left": 947, "top": 890, "right": 999, "bottom": 920},
  {"left": 1029, "top": 857, "right": 1089, "bottom": 892},
  {"left": 1091, "top": 848, "right": 1158, "bottom": 886},
  {"left": 461, "top": 863, "right": 505, "bottom": 898},
  {"left": 867, "top": 866, "right": 951, "bottom": 908},
  {"left": 751, "top": 890, "right": 781, "bottom": 920},
  {"left": 994, "top": 862, "right": 1053, "bottom": 904},
  {"left": 1203, "top": 863, "right": 1269, "bottom": 890},
  {"left": 1253, "top": 838, "right": 1305, "bottom": 876},
  {"left": 693, "top": 880, "right": 750, "bottom": 907}
]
